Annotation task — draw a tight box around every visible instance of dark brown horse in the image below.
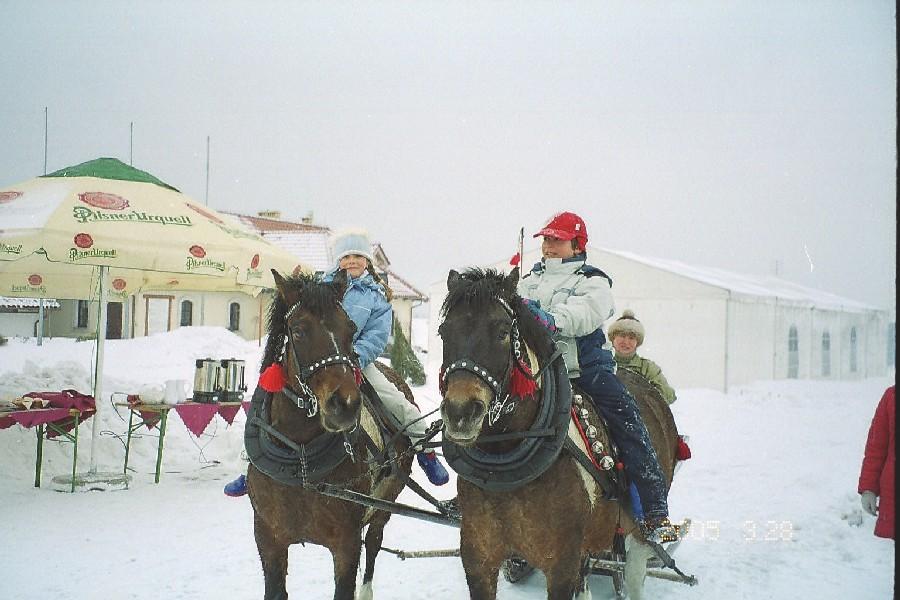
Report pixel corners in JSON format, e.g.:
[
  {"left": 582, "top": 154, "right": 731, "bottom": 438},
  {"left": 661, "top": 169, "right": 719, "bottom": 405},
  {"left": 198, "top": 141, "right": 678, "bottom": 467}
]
[
  {"left": 438, "top": 268, "right": 679, "bottom": 600},
  {"left": 247, "top": 270, "right": 412, "bottom": 600}
]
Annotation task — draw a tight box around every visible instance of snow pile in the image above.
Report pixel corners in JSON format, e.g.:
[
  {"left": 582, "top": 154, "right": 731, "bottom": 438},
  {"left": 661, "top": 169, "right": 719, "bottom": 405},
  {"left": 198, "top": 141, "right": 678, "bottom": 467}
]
[{"left": 0, "top": 327, "right": 894, "bottom": 599}]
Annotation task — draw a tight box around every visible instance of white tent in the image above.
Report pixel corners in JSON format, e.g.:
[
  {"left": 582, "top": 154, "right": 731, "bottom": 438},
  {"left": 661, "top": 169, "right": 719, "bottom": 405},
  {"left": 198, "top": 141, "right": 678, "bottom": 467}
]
[{"left": 427, "top": 246, "right": 892, "bottom": 392}]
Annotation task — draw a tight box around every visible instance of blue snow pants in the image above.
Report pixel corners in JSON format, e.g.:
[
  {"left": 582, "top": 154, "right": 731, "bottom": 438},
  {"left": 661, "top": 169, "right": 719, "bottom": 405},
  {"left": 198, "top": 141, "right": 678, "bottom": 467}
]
[{"left": 576, "top": 359, "right": 669, "bottom": 519}]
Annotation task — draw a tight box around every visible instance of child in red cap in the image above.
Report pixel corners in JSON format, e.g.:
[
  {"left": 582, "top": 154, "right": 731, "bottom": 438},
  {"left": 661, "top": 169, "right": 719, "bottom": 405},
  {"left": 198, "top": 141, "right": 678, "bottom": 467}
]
[{"left": 518, "top": 211, "right": 678, "bottom": 543}]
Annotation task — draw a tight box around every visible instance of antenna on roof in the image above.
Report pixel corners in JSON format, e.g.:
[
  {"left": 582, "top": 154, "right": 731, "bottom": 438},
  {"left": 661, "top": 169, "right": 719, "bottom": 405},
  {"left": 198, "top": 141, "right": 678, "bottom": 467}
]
[
  {"left": 43, "top": 107, "right": 48, "bottom": 175},
  {"left": 205, "top": 136, "right": 210, "bottom": 206}
]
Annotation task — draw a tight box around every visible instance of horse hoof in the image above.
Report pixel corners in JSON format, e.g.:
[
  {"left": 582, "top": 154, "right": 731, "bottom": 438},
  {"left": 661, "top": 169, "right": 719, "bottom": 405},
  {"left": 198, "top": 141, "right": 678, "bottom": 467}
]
[
  {"left": 501, "top": 557, "right": 535, "bottom": 583},
  {"left": 355, "top": 581, "right": 373, "bottom": 600}
]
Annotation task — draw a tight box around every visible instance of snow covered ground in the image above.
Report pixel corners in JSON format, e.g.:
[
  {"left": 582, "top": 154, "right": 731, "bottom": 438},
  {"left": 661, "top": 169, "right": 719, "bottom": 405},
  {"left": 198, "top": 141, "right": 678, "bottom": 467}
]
[{"left": 0, "top": 327, "right": 894, "bottom": 599}]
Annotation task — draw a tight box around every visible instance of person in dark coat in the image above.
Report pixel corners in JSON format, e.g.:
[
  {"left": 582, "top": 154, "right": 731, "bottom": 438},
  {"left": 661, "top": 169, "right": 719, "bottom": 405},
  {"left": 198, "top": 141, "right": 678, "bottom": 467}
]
[{"left": 857, "top": 385, "right": 894, "bottom": 540}]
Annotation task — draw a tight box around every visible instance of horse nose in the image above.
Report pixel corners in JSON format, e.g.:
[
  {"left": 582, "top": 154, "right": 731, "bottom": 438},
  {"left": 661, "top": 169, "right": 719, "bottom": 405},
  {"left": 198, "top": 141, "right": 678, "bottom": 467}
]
[
  {"left": 320, "top": 390, "right": 359, "bottom": 429},
  {"left": 444, "top": 398, "right": 486, "bottom": 427},
  {"left": 329, "top": 391, "right": 358, "bottom": 416}
]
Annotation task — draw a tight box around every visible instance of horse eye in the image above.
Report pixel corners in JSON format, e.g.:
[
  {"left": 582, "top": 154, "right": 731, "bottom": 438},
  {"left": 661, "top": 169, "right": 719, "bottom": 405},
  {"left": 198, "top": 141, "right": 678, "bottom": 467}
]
[
  {"left": 291, "top": 328, "right": 303, "bottom": 341},
  {"left": 498, "top": 330, "right": 510, "bottom": 341}
]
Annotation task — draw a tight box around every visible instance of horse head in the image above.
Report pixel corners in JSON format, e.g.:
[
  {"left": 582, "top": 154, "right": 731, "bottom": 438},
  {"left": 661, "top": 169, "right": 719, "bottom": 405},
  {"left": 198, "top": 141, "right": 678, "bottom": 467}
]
[
  {"left": 267, "top": 269, "right": 362, "bottom": 433},
  {"left": 438, "top": 267, "right": 555, "bottom": 446}
]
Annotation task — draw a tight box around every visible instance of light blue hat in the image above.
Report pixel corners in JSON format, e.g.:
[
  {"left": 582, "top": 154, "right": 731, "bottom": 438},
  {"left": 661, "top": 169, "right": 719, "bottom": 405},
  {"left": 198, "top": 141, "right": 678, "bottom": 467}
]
[{"left": 331, "top": 228, "right": 374, "bottom": 266}]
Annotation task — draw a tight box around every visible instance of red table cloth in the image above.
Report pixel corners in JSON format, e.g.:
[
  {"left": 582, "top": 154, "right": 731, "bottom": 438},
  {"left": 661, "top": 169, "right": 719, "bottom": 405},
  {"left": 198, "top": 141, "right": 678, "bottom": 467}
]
[{"left": 0, "top": 390, "right": 95, "bottom": 437}]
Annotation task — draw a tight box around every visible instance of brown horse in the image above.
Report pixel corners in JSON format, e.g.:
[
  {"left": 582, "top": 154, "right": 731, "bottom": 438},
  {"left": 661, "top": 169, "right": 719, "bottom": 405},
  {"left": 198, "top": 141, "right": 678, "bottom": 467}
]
[
  {"left": 247, "top": 270, "right": 412, "bottom": 600},
  {"left": 438, "top": 268, "right": 679, "bottom": 600}
]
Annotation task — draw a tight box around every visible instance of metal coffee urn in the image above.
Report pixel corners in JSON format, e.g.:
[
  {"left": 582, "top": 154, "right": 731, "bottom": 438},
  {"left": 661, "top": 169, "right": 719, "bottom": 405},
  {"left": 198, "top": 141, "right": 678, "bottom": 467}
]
[
  {"left": 220, "top": 358, "right": 247, "bottom": 402},
  {"left": 193, "top": 358, "right": 222, "bottom": 403}
]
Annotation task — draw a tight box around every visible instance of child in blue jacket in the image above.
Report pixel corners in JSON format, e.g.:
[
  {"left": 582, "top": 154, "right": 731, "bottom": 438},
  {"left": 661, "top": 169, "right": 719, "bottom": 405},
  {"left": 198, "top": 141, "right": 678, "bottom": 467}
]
[{"left": 224, "top": 229, "right": 447, "bottom": 496}]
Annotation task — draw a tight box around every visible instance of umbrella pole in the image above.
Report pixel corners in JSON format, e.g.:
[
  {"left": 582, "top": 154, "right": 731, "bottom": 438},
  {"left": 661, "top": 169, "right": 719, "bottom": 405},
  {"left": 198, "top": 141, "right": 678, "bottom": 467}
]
[
  {"left": 37, "top": 299, "right": 44, "bottom": 345},
  {"left": 51, "top": 265, "right": 129, "bottom": 491},
  {"left": 88, "top": 265, "right": 108, "bottom": 473}
]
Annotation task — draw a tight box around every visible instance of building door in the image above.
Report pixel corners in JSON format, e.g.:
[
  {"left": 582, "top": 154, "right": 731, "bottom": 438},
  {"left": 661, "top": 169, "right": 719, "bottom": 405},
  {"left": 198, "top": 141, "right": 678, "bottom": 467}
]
[
  {"left": 145, "top": 296, "right": 173, "bottom": 336},
  {"left": 106, "top": 302, "right": 123, "bottom": 339}
]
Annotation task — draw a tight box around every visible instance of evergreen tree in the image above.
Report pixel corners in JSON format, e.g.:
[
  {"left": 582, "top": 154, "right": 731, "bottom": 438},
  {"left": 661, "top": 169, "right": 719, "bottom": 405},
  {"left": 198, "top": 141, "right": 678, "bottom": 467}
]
[{"left": 390, "top": 320, "right": 425, "bottom": 386}]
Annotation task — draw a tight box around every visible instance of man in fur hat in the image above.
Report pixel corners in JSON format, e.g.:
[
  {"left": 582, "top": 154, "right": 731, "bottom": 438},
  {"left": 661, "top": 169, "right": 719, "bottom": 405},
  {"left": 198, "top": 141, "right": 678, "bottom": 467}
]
[{"left": 608, "top": 310, "right": 677, "bottom": 405}]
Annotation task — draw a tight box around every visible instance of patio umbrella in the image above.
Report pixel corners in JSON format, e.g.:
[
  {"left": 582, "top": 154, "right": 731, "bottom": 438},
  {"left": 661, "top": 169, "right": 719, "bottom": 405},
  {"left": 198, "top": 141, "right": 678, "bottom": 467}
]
[{"left": 0, "top": 157, "right": 308, "bottom": 482}]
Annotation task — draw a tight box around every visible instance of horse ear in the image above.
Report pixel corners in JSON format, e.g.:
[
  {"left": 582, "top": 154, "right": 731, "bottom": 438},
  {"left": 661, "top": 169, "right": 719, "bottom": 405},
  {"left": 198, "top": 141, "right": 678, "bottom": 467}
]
[
  {"left": 331, "top": 268, "right": 349, "bottom": 298},
  {"left": 447, "top": 269, "right": 461, "bottom": 290},
  {"left": 503, "top": 267, "right": 520, "bottom": 297},
  {"left": 271, "top": 269, "right": 288, "bottom": 300}
]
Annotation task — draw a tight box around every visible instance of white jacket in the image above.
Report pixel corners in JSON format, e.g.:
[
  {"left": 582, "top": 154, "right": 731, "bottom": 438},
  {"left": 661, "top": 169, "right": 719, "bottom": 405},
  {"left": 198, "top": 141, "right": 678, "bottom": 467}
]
[{"left": 517, "top": 256, "right": 615, "bottom": 377}]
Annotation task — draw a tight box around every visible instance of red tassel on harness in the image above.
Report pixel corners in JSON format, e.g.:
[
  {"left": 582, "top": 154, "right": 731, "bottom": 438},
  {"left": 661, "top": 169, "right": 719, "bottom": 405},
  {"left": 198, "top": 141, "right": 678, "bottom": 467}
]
[
  {"left": 508, "top": 362, "right": 538, "bottom": 399},
  {"left": 676, "top": 437, "right": 692, "bottom": 460},
  {"left": 259, "top": 363, "right": 286, "bottom": 392},
  {"left": 354, "top": 367, "right": 363, "bottom": 386}
]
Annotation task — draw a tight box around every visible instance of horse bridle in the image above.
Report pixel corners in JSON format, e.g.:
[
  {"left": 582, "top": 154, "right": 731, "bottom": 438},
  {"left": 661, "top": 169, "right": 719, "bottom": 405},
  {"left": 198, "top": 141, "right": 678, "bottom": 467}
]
[
  {"left": 279, "top": 298, "right": 361, "bottom": 417},
  {"left": 440, "top": 297, "right": 534, "bottom": 426}
]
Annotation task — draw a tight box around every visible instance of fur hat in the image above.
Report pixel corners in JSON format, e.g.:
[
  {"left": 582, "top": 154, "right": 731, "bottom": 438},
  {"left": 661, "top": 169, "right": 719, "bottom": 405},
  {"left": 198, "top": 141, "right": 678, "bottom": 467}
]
[
  {"left": 330, "top": 228, "right": 374, "bottom": 266},
  {"left": 607, "top": 309, "right": 645, "bottom": 346}
]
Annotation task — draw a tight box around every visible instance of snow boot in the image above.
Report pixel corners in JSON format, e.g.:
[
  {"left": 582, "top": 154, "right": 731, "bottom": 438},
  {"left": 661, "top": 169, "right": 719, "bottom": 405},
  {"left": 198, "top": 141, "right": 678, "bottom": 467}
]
[
  {"left": 224, "top": 474, "right": 248, "bottom": 497},
  {"left": 417, "top": 451, "right": 449, "bottom": 486}
]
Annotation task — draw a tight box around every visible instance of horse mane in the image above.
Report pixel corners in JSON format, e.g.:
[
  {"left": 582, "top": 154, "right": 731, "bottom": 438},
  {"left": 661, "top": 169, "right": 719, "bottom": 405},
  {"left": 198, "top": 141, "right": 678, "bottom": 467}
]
[
  {"left": 441, "top": 267, "right": 555, "bottom": 362},
  {"left": 261, "top": 272, "right": 343, "bottom": 372}
]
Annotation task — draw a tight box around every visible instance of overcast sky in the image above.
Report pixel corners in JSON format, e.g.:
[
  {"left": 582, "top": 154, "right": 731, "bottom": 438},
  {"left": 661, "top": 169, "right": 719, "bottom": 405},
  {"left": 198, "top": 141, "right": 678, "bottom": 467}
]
[{"left": 1, "top": 1, "right": 895, "bottom": 309}]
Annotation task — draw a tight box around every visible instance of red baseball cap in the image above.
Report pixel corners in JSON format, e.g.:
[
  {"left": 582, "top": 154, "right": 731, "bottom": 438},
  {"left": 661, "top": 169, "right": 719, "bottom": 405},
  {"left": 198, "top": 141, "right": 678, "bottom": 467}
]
[{"left": 533, "top": 212, "right": 588, "bottom": 250}]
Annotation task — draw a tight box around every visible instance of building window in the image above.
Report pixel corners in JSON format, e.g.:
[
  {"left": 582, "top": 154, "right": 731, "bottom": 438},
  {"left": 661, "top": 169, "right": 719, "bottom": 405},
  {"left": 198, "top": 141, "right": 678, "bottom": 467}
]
[
  {"left": 180, "top": 300, "right": 193, "bottom": 327},
  {"left": 849, "top": 327, "right": 858, "bottom": 373},
  {"left": 787, "top": 325, "right": 799, "bottom": 379},
  {"left": 228, "top": 302, "right": 240, "bottom": 331},
  {"left": 76, "top": 300, "right": 89, "bottom": 328},
  {"left": 821, "top": 331, "right": 831, "bottom": 377}
]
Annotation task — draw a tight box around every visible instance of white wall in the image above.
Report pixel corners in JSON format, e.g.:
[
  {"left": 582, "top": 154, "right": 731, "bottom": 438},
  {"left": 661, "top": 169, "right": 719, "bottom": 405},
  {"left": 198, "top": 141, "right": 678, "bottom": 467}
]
[
  {"left": 129, "top": 290, "right": 267, "bottom": 341},
  {"left": 0, "top": 312, "right": 44, "bottom": 337}
]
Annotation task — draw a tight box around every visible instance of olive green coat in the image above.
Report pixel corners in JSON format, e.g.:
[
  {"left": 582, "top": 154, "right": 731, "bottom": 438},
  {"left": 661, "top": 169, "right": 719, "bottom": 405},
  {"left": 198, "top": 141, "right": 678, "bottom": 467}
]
[{"left": 614, "top": 352, "right": 677, "bottom": 404}]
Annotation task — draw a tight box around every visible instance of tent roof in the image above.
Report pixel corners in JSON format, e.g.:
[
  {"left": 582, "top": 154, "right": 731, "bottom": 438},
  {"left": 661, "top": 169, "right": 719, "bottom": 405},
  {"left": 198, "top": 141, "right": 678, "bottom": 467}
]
[
  {"left": 42, "top": 157, "right": 179, "bottom": 192},
  {"left": 602, "top": 248, "right": 881, "bottom": 313}
]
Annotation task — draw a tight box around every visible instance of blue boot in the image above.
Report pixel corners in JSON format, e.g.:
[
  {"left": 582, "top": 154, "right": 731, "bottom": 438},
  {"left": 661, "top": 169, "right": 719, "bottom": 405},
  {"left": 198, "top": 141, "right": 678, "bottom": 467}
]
[
  {"left": 224, "top": 474, "right": 248, "bottom": 497},
  {"left": 417, "top": 451, "right": 449, "bottom": 486}
]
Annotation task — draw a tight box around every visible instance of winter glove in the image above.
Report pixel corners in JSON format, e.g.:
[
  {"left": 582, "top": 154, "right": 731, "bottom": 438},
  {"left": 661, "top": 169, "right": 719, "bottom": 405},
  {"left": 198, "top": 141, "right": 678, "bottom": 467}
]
[
  {"left": 522, "top": 298, "right": 557, "bottom": 333},
  {"left": 861, "top": 491, "right": 878, "bottom": 516}
]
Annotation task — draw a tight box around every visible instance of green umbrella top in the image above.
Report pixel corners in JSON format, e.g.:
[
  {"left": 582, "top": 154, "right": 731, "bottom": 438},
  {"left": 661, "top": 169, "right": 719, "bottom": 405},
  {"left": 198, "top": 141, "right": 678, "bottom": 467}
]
[{"left": 42, "top": 157, "right": 180, "bottom": 192}]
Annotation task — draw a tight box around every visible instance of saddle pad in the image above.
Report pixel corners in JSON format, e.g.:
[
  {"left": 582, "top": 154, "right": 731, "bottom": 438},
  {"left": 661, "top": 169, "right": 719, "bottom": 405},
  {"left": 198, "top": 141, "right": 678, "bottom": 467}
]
[
  {"left": 567, "top": 417, "right": 602, "bottom": 507},
  {"left": 359, "top": 404, "right": 384, "bottom": 454}
]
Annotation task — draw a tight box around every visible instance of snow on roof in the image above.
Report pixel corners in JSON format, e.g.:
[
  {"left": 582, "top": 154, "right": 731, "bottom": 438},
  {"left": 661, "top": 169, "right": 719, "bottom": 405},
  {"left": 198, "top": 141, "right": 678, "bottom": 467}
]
[
  {"left": 228, "top": 212, "right": 424, "bottom": 296},
  {"left": 0, "top": 297, "right": 60, "bottom": 309},
  {"left": 260, "top": 231, "right": 333, "bottom": 273},
  {"left": 384, "top": 269, "right": 427, "bottom": 301},
  {"left": 602, "top": 248, "right": 881, "bottom": 313},
  {"left": 229, "top": 213, "right": 329, "bottom": 233}
]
